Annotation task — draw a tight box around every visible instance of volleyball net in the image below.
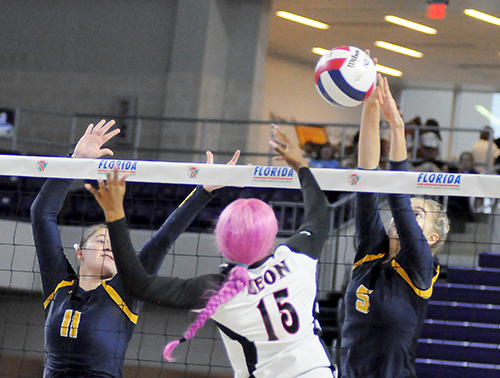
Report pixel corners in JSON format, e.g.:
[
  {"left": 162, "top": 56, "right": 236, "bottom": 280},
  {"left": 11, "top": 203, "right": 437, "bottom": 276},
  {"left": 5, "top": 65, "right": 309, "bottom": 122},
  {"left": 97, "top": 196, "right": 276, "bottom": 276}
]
[{"left": 1, "top": 155, "right": 500, "bottom": 377}]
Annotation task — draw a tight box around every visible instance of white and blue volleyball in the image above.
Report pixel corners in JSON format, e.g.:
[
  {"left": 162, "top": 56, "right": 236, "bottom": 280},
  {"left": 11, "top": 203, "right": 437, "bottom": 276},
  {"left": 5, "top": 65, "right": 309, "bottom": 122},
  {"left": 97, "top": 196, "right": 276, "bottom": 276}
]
[{"left": 315, "top": 46, "right": 377, "bottom": 107}]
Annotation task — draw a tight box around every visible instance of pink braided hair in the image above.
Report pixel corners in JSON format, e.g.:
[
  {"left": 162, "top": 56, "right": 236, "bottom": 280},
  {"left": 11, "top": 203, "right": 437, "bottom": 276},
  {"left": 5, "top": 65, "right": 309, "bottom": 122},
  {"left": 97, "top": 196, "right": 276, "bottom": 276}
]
[{"left": 163, "top": 198, "right": 278, "bottom": 361}]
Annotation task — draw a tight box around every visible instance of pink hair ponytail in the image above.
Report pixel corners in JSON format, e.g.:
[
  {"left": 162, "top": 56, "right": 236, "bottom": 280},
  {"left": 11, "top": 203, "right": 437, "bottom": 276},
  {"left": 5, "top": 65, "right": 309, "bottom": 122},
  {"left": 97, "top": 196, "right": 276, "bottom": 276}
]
[{"left": 163, "top": 265, "right": 249, "bottom": 361}]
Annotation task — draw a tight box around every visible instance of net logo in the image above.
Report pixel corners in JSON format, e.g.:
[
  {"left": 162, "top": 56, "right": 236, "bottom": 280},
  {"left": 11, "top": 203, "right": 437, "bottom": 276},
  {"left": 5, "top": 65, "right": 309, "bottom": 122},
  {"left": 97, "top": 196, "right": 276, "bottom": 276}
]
[
  {"left": 97, "top": 160, "right": 137, "bottom": 175},
  {"left": 252, "top": 166, "right": 293, "bottom": 182},
  {"left": 36, "top": 161, "right": 48, "bottom": 172},
  {"left": 348, "top": 173, "right": 360, "bottom": 186},
  {"left": 417, "top": 172, "right": 461, "bottom": 190},
  {"left": 188, "top": 167, "right": 199, "bottom": 179}
]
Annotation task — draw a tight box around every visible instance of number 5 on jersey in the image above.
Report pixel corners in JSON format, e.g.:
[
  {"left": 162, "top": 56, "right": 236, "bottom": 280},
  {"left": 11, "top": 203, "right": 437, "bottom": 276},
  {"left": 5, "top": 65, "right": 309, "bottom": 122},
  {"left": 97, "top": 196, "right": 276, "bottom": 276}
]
[{"left": 355, "top": 284, "right": 373, "bottom": 314}]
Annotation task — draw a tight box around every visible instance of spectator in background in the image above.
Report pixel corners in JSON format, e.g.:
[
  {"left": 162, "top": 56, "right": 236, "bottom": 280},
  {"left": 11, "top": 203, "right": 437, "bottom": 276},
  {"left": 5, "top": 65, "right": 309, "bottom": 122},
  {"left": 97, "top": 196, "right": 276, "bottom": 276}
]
[
  {"left": 472, "top": 126, "right": 500, "bottom": 173},
  {"left": 405, "top": 116, "right": 422, "bottom": 161},
  {"left": 458, "top": 151, "right": 478, "bottom": 174},
  {"left": 448, "top": 152, "right": 478, "bottom": 232},
  {"left": 309, "top": 142, "right": 340, "bottom": 169},
  {"left": 341, "top": 132, "right": 359, "bottom": 169},
  {"left": 413, "top": 131, "right": 446, "bottom": 172},
  {"left": 424, "top": 118, "right": 442, "bottom": 141}
]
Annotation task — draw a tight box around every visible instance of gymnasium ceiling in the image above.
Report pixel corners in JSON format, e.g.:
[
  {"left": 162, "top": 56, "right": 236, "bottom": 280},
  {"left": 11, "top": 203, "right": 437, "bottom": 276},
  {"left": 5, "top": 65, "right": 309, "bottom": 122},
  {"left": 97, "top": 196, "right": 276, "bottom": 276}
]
[{"left": 268, "top": 0, "right": 500, "bottom": 91}]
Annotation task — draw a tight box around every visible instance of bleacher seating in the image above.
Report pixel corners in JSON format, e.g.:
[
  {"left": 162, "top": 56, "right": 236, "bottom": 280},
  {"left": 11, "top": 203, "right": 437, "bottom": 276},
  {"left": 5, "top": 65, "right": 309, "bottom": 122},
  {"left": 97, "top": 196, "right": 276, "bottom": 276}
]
[{"left": 416, "top": 252, "right": 500, "bottom": 377}]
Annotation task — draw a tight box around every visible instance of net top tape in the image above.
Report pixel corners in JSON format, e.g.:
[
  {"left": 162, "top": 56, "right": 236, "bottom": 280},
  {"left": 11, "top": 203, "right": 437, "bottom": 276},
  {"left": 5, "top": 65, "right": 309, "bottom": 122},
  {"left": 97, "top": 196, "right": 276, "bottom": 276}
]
[{"left": 1, "top": 155, "right": 498, "bottom": 198}]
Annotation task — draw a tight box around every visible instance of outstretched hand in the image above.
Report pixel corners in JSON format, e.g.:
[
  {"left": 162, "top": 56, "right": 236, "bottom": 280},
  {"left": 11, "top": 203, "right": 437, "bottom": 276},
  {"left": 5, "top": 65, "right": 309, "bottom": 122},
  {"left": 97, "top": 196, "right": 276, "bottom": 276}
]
[
  {"left": 73, "top": 119, "right": 120, "bottom": 159},
  {"left": 269, "top": 125, "right": 308, "bottom": 171},
  {"left": 203, "top": 150, "right": 241, "bottom": 192},
  {"left": 378, "top": 74, "right": 404, "bottom": 130},
  {"left": 85, "top": 166, "right": 129, "bottom": 222}
]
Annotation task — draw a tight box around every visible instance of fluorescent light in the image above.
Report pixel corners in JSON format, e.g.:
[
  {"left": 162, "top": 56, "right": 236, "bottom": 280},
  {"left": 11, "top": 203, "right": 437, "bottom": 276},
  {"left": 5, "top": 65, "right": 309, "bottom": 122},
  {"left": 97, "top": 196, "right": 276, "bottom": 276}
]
[
  {"left": 376, "top": 64, "right": 403, "bottom": 77},
  {"left": 311, "top": 47, "right": 330, "bottom": 55},
  {"left": 464, "top": 9, "right": 500, "bottom": 26},
  {"left": 276, "top": 11, "right": 329, "bottom": 30},
  {"left": 311, "top": 47, "right": 402, "bottom": 77},
  {"left": 475, "top": 105, "right": 500, "bottom": 126},
  {"left": 375, "top": 41, "right": 423, "bottom": 58},
  {"left": 385, "top": 15, "right": 437, "bottom": 34}
]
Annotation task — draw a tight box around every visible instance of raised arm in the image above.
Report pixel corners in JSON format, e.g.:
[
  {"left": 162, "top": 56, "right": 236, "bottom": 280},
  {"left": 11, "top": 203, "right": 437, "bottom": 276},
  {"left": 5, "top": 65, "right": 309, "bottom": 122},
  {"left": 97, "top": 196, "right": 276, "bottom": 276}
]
[
  {"left": 86, "top": 167, "right": 221, "bottom": 308},
  {"left": 31, "top": 119, "right": 119, "bottom": 296},
  {"left": 358, "top": 73, "right": 382, "bottom": 170},
  {"left": 379, "top": 76, "right": 406, "bottom": 163},
  {"left": 269, "top": 126, "right": 329, "bottom": 259},
  {"left": 138, "top": 150, "right": 240, "bottom": 274},
  {"left": 355, "top": 73, "right": 387, "bottom": 262},
  {"left": 31, "top": 179, "right": 75, "bottom": 296},
  {"left": 380, "top": 79, "right": 435, "bottom": 289}
]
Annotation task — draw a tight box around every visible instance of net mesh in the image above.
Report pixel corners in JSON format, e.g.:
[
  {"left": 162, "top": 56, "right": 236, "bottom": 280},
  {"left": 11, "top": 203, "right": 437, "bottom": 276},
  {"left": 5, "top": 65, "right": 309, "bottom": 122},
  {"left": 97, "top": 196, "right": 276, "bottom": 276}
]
[{"left": 1, "top": 157, "right": 499, "bottom": 377}]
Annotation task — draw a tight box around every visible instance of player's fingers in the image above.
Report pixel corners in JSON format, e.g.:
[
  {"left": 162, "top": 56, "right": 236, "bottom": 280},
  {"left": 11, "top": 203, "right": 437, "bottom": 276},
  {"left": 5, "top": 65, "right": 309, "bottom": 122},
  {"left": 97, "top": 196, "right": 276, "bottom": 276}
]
[
  {"left": 93, "top": 119, "right": 106, "bottom": 135},
  {"left": 119, "top": 172, "right": 130, "bottom": 186},
  {"left": 100, "top": 119, "right": 116, "bottom": 135},
  {"left": 227, "top": 150, "right": 240, "bottom": 165},
  {"left": 84, "top": 183, "right": 100, "bottom": 198},
  {"left": 206, "top": 151, "right": 214, "bottom": 165},
  {"left": 269, "top": 140, "right": 285, "bottom": 156},
  {"left": 97, "top": 178, "right": 106, "bottom": 191},
  {"left": 97, "top": 148, "right": 114, "bottom": 157},
  {"left": 84, "top": 123, "right": 94, "bottom": 135},
  {"left": 112, "top": 165, "right": 120, "bottom": 183},
  {"left": 383, "top": 77, "right": 391, "bottom": 98},
  {"left": 101, "top": 128, "right": 120, "bottom": 145},
  {"left": 273, "top": 128, "right": 291, "bottom": 146},
  {"left": 271, "top": 137, "right": 287, "bottom": 150}
]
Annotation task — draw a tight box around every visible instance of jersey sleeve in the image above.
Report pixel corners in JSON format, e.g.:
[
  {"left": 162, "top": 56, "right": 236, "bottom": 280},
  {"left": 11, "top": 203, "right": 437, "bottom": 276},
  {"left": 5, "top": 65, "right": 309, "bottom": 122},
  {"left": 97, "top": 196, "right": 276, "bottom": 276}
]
[
  {"left": 388, "top": 159, "right": 436, "bottom": 291},
  {"left": 108, "top": 217, "right": 221, "bottom": 309},
  {"left": 354, "top": 175, "right": 387, "bottom": 263},
  {"left": 284, "top": 167, "right": 329, "bottom": 260},
  {"left": 137, "top": 186, "right": 214, "bottom": 274},
  {"left": 30, "top": 179, "right": 76, "bottom": 297}
]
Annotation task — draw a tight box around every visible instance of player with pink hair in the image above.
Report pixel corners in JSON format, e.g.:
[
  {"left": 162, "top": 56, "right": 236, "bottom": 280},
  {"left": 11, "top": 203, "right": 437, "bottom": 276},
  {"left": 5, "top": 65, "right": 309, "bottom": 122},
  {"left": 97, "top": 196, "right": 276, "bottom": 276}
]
[{"left": 87, "top": 127, "right": 337, "bottom": 377}]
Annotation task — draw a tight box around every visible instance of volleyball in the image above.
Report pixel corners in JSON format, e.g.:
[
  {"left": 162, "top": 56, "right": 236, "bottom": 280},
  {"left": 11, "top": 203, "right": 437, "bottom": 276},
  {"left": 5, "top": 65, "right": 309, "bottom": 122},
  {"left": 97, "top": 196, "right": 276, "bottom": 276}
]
[{"left": 315, "top": 46, "right": 377, "bottom": 108}]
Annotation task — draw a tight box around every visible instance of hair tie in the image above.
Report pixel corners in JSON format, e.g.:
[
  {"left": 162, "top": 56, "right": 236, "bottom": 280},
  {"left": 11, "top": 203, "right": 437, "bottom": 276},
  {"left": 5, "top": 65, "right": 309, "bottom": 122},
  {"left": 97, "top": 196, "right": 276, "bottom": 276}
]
[{"left": 235, "top": 263, "right": 249, "bottom": 269}]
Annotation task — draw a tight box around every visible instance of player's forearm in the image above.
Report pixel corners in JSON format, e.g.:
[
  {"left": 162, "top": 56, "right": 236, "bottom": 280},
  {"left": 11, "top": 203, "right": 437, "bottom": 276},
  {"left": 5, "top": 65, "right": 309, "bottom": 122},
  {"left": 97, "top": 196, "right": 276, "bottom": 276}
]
[
  {"left": 139, "top": 186, "right": 215, "bottom": 274},
  {"left": 358, "top": 101, "right": 381, "bottom": 169},
  {"left": 107, "top": 218, "right": 156, "bottom": 295},
  {"left": 389, "top": 126, "right": 407, "bottom": 162}
]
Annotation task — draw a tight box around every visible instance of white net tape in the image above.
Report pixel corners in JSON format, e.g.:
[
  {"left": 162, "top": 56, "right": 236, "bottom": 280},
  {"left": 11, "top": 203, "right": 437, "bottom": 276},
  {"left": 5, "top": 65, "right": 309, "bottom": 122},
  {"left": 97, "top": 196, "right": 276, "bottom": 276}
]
[{"left": 1, "top": 154, "right": 499, "bottom": 197}]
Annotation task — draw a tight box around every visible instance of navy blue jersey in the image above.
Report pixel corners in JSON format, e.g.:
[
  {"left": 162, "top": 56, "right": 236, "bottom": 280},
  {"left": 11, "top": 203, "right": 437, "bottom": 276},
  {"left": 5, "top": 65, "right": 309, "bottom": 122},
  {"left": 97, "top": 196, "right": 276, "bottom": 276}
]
[
  {"left": 107, "top": 168, "right": 337, "bottom": 377},
  {"left": 340, "top": 160, "right": 439, "bottom": 378},
  {"left": 31, "top": 179, "right": 214, "bottom": 378}
]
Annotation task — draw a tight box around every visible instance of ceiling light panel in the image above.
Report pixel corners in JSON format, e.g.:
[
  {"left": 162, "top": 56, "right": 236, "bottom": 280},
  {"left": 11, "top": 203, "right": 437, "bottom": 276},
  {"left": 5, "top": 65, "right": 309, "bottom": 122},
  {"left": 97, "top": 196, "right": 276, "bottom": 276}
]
[
  {"left": 276, "top": 11, "right": 329, "bottom": 30},
  {"left": 385, "top": 15, "right": 437, "bottom": 34},
  {"left": 464, "top": 9, "right": 500, "bottom": 27},
  {"left": 376, "top": 64, "right": 403, "bottom": 77},
  {"left": 375, "top": 41, "right": 424, "bottom": 58}
]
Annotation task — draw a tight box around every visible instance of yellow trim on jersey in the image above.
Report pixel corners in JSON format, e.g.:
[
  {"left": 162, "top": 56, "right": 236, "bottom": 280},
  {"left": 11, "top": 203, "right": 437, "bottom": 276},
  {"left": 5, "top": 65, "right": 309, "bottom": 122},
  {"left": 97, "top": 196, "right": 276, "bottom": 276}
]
[
  {"left": 70, "top": 310, "right": 81, "bottom": 338},
  {"left": 44, "top": 280, "right": 74, "bottom": 309},
  {"left": 391, "top": 260, "right": 440, "bottom": 299},
  {"left": 179, "top": 188, "right": 197, "bottom": 208},
  {"left": 102, "top": 281, "right": 138, "bottom": 324},
  {"left": 353, "top": 253, "right": 386, "bottom": 270},
  {"left": 60, "top": 309, "right": 72, "bottom": 337}
]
